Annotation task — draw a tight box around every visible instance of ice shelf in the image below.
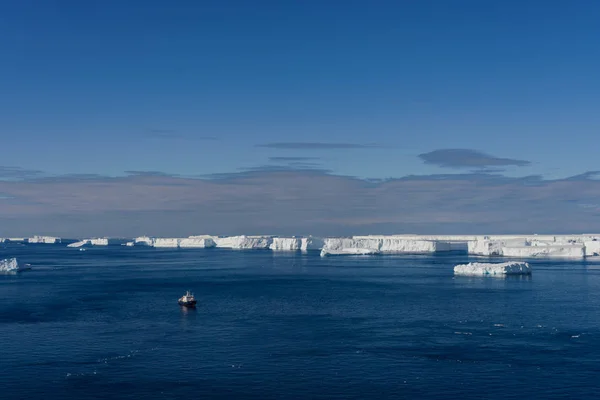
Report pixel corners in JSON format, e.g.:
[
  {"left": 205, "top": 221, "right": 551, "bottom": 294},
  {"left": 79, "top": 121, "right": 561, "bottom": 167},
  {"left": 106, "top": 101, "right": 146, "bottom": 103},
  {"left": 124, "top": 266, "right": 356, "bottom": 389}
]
[{"left": 35, "top": 233, "right": 600, "bottom": 259}]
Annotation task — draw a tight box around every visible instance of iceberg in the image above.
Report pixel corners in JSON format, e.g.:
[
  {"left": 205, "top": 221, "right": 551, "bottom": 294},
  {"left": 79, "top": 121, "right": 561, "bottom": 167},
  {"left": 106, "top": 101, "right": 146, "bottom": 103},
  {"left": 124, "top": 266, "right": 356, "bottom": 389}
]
[
  {"left": 67, "top": 240, "right": 90, "bottom": 248},
  {"left": 269, "top": 237, "right": 304, "bottom": 251},
  {"left": 179, "top": 236, "right": 216, "bottom": 248},
  {"left": 454, "top": 261, "right": 531, "bottom": 276},
  {"left": 213, "top": 235, "right": 273, "bottom": 249},
  {"left": 584, "top": 240, "right": 600, "bottom": 257},
  {"left": 134, "top": 236, "right": 155, "bottom": 246},
  {"left": 28, "top": 235, "right": 60, "bottom": 244},
  {"left": 301, "top": 236, "right": 325, "bottom": 251},
  {"left": 153, "top": 238, "right": 181, "bottom": 248},
  {"left": 320, "top": 248, "right": 379, "bottom": 257},
  {"left": 502, "top": 245, "right": 584, "bottom": 258},
  {"left": 67, "top": 238, "right": 126, "bottom": 247},
  {"left": 0, "top": 258, "right": 28, "bottom": 273},
  {"left": 321, "top": 236, "right": 448, "bottom": 255}
]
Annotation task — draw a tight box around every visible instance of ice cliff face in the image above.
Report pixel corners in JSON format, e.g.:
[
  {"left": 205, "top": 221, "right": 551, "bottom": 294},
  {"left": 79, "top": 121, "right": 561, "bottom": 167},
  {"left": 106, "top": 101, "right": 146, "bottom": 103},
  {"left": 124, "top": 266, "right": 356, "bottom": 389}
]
[
  {"left": 269, "top": 237, "right": 302, "bottom": 251},
  {"left": 213, "top": 235, "right": 273, "bottom": 249},
  {"left": 180, "top": 236, "right": 216, "bottom": 248},
  {"left": 466, "top": 235, "right": 597, "bottom": 258},
  {"left": 153, "top": 238, "right": 181, "bottom": 248},
  {"left": 321, "top": 236, "right": 449, "bottom": 255}
]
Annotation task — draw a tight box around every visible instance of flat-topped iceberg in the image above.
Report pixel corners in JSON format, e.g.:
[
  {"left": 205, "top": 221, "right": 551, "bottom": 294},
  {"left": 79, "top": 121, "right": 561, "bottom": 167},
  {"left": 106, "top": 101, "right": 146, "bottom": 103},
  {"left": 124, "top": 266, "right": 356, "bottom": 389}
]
[
  {"left": 28, "top": 235, "right": 60, "bottom": 244},
  {"left": 67, "top": 238, "right": 127, "bottom": 247},
  {"left": 153, "top": 238, "right": 181, "bottom": 248},
  {"left": 180, "top": 236, "right": 216, "bottom": 248},
  {"left": 213, "top": 235, "right": 273, "bottom": 249},
  {"left": 321, "top": 237, "right": 449, "bottom": 255},
  {"left": 0, "top": 258, "right": 28, "bottom": 273},
  {"left": 454, "top": 261, "right": 531, "bottom": 276}
]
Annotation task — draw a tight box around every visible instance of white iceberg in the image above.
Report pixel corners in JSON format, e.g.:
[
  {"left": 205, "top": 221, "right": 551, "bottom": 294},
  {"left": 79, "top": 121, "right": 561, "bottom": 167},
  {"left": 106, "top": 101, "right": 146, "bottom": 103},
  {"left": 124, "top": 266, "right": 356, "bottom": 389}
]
[
  {"left": 179, "top": 236, "right": 216, "bottom": 248},
  {"left": 454, "top": 261, "right": 531, "bottom": 276},
  {"left": 28, "top": 235, "right": 60, "bottom": 244},
  {"left": 134, "top": 236, "right": 155, "bottom": 246},
  {"left": 269, "top": 237, "right": 303, "bottom": 251},
  {"left": 153, "top": 238, "right": 181, "bottom": 248},
  {"left": 213, "top": 235, "right": 273, "bottom": 249},
  {"left": 67, "top": 240, "right": 90, "bottom": 248},
  {"left": 67, "top": 238, "right": 126, "bottom": 247},
  {"left": 320, "top": 248, "right": 379, "bottom": 257},
  {"left": 321, "top": 236, "right": 447, "bottom": 254},
  {"left": 502, "top": 245, "right": 584, "bottom": 258},
  {"left": 0, "top": 258, "right": 29, "bottom": 273}
]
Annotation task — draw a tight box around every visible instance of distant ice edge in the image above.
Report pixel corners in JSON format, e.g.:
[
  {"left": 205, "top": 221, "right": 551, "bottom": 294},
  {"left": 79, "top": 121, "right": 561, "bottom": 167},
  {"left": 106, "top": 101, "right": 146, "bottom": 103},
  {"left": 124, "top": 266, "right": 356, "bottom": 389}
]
[{"left": 12, "top": 233, "right": 600, "bottom": 259}]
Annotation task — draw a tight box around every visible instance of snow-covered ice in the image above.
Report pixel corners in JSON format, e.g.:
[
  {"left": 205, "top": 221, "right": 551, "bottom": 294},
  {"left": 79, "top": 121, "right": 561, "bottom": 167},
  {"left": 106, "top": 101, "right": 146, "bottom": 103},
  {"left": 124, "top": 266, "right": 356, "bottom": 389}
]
[
  {"left": 320, "top": 248, "right": 379, "bottom": 257},
  {"left": 153, "top": 238, "right": 181, "bottom": 248},
  {"left": 73, "top": 233, "right": 600, "bottom": 259},
  {"left": 28, "top": 235, "right": 60, "bottom": 244},
  {"left": 134, "top": 236, "right": 155, "bottom": 246},
  {"left": 454, "top": 261, "right": 531, "bottom": 276},
  {"left": 67, "top": 240, "right": 89, "bottom": 248},
  {"left": 502, "top": 245, "right": 584, "bottom": 258},
  {"left": 213, "top": 235, "right": 273, "bottom": 249},
  {"left": 322, "top": 236, "right": 448, "bottom": 254},
  {"left": 269, "top": 237, "right": 303, "bottom": 251},
  {"left": 179, "top": 236, "right": 216, "bottom": 248},
  {"left": 0, "top": 258, "right": 28, "bottom": 273},
  {"left": 67, "top": 238, "right": 126, "bottom": 247}
]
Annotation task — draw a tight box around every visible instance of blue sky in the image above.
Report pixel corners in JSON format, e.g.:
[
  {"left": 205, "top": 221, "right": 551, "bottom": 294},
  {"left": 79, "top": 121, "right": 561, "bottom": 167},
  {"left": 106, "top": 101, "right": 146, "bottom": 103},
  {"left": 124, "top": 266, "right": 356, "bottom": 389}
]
[{"left": 1, "top": 1, "right": 600, "bottom": 236}]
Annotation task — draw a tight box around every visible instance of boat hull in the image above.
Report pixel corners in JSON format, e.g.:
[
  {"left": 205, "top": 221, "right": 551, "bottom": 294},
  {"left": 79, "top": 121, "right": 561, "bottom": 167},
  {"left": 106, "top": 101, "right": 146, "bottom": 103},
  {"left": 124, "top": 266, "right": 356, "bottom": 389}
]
[{"left": 178, "top": 300, "right": 197, "bottom": 307}]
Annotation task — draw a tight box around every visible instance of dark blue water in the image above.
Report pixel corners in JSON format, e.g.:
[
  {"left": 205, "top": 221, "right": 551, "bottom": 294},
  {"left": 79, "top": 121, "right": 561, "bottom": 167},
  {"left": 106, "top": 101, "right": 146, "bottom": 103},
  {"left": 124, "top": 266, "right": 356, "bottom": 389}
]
[{"left": 1, "top": 245, "right": 600, "bottom": 399}]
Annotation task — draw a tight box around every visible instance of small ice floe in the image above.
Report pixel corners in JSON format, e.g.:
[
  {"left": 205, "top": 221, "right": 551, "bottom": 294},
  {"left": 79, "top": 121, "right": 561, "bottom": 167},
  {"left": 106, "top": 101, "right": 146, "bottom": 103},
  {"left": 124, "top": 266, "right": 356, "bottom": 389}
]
[
  {"left": 320, "top": 248, "right": 379, "bottom": 257},
  {"left": 0, "top": 257, "right": 30, "bottom": 273},
  {"left": 453, "top": 261, "right": 531, "bottom": 276}
]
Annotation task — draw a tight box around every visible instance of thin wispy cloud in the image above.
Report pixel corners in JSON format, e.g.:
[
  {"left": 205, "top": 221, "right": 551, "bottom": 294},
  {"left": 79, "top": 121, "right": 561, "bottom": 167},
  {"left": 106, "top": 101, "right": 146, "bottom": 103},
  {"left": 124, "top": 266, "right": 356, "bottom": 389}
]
[
  {"left": 257, "top": 142, "right": 380, "bottom": 150},
  {"left": 419, "top": 149, "right": 530, "bottom": 168},
  {"left": 268, "top": 157, "right": 321, "bottom": 162},
  {"left": 0, "top": 166, "right": 43, "bottom": 180},
  {"left": 125, "top": 170, "right": 178, "bottom": 177}
]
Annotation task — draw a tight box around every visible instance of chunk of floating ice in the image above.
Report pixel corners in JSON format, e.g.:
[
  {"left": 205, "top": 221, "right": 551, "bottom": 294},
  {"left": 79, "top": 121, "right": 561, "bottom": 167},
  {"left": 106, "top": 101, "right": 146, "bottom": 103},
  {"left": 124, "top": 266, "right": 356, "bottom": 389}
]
[
  {"left": 453, "top": 261, "right": 531, "bottom": 276},
  {"left": 320, "top": 248, "right": 379, "bottom": 257},
  {"left": 0, "top": 257, "right": 29, "bottom": 272}
]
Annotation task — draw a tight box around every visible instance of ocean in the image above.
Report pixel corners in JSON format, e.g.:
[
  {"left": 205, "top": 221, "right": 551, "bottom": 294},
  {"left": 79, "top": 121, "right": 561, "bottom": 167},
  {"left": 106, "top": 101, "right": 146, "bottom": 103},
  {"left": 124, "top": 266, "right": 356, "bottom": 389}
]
[{"left": 1, "top": 244, "right": 599, "bottom": 399}]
